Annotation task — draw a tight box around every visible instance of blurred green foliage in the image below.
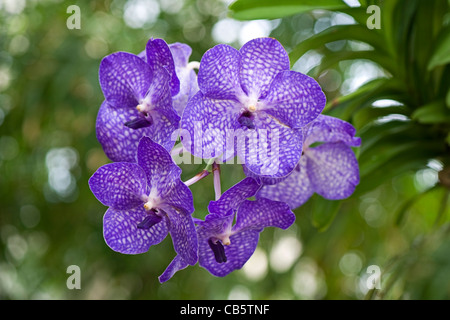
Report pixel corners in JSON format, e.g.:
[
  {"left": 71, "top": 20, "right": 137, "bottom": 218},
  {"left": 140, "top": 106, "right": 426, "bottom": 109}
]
[{"left": 1, "top": 0, "right": 449, "bottom": 300}]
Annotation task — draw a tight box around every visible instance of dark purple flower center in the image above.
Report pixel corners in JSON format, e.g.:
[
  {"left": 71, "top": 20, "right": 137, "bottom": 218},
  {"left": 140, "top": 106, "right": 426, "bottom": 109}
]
[
  {"left": 208, "top": 238, "right": 227, "bottom": 263},
  {"left": 238, "top": 110, "right": 255, "bottom": 130},
  {"left": 124, "top": 114, "right": 153, "bottom": 130},
  {"left": 137, "top": 209, "right": 163, "bottom": 229}
]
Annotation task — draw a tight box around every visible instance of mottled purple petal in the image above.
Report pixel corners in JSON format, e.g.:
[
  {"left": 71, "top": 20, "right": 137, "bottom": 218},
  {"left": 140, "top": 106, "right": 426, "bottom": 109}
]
[
  {"left": 239, "top": 112, "right": 303, "bottom": 178},
  {"left": 145, "top": 107, "right": 180, "bottom": 151},
  {"left": 208, "top": 177, "right": 260, "bottom": 215},
  {"left": 306, "top": 141, "right": 360, "bottom": 200},
  {"left": 170, "top": 43, "right": 199, "bottom": 116},
  {"left": 144, "top": 66, "right": 173, "bottom": 108},
  {"left": 96, "top": 101, "right": 178, "bottom": 162},
  {"left": 239, "top": 37, "right": 290, "bottom": 99},
  {"left": 146, "top": 38, "right": 180, "bottom": 96},
  {"left": 162, "top": 179, "right": 194, "bottom": 214},
  {"left": 180, "top": 91, "right": 241, "bottom": 159},
  {"left": 88, "top": 162, "right": 147, "bottom": 210},
  {"left": 234, "top": 198, "right": 295, "bottom": 232},
  {"left": 169, "top": 42, "right": 192, "bottom": 67},
  {"left": 159, "top": 255, "right": 190, "bottom": 283},
  {"left": 99, "top": 52, "right": 153, "bottom": 108},
  {"left": 103, "top": 207, "right": 168, "bottom": 254},
  {"left": 172, "top": 66, "right": 198, "bottom": 116},
  {"left": 262, "top": 71, "right": 326, "bottom": 128},
  {"left": 196, "top": 211, "right": 235, "bottom": 238},
  {"left": 96, "top": 101, "right": 139, "bottom": 162},
  {"left": 197, "top": 44, "right": 242, "bottom": 100},
  {"left": 242, "top": 164, "right": 288, "bottom": 185},
  {"left": 256, "top": 156, "right": 314, "bottom": 209},
  {"left": 198, "top": 228, "right": 259, "bottom": 277},
  {"left": 164, "top": 206, "right": 198, "bottom": 265},
  {"left": 305, "top": 114, "right": 361, "bottom": 147},
  {"left": 137, "top": 137, "right": 182, "bottom": 196}
]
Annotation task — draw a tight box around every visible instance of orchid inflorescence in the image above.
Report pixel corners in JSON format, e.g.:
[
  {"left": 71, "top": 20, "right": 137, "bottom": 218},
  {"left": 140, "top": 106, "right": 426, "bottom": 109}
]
[{"left": 88, "top": 37, "right": 361, "bottom": 283}]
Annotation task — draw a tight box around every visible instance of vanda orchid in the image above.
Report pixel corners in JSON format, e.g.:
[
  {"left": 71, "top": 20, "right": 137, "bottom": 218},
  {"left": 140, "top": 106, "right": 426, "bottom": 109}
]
[{"left": 89, "top": 37, "right": 360, "bottom": 283}]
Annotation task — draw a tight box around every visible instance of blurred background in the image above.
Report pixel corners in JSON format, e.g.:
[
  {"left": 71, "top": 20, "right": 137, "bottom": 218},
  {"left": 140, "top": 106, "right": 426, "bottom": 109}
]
[{"left": 1, "top": 0, "right": 449, "bottom": 299}]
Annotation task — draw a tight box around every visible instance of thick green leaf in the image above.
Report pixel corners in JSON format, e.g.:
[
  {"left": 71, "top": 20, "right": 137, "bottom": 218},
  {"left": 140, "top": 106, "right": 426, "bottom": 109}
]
[
  {"left": 308, "top": 50, "right": 397, "bottom": 78},
  {"left": 228, "top": 0, "right": 348, "bottom": 20},
  {"left": 355, "top": 144, "right": 441, "bottom": 196},
  {"left": 325, "top": 78, "right": 407, "bottom": 121},
  {"left": 311, "top": 196, "right": 342, "bottom": 232},
  {"left": 446, "top": 89, "right": 450, "bottom": 108},
  {"left": 428, "top": 26, "right": 450, "bottom": 70},
  {"left": 289, "top": 24, "right": 389, "bottom": 67},
  {"left": 353, "top": 105, "right": 409, "bottom": 130},
  {"left": 412, "top": 100, "right": 450, "bottom": 124}
]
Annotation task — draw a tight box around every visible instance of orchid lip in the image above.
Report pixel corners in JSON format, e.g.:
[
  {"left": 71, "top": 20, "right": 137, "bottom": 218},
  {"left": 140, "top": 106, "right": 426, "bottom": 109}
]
[
  {"left": 124, "top": 116, "right": 152, "bottom": 129},
  {"left": 238, "top": 110, "right": 256, "bottom": 129},
  {"left": 208, "top": 238, "right": 227, "bottom": 263},
  {"left": 137, "top": 213, "right": 162, "bottom": 229}
]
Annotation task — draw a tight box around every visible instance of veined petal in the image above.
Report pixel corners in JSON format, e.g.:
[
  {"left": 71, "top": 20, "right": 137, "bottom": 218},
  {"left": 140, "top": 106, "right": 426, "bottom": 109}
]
[
  {"left": 169, "top": 42, "right": 192, "bottom": 67},
  {"left": 88, "top": 162, "right": 147, "bottom": 210},
  {"left": 165, "top": 206, "right": 198, "bottom": 265},
  {"left": 306, "top": 141, "right": 360, "bottom": 200},
  {"left": 170, "top": 43, "right": 199, "bottom": 116},
  {"left": 180, "top": 91, "right": 241, "bottom": 159},
  {"left": 159, "top": 254, "right": 190, "bottom": 283},
  {"left": 262, "top": 70, "right": 326, "bottom": 128},
  {"left": 238, "top": 112, "right": 303, "bottom": 178},
  {"left": 96, "top": 101, "right": 141, "bottom": 162},
  {"left": 146, "top": 38, "right": 180, "bottom": 96},
  {"left": 239, "top": 37, "right": 290, "bottom": 99},
  {"left": 172, "top": 67, "right": 198, "bottom": 116},
  {"left": 242, "top": 164, "right": 288, "bottom": 185},
  {"left": 145, "top": 66, "right": 173, "bottom": 108},
  {"left": 145, "top": 107, "right": 180, "bottom": 152},
  {"left": 234, "top": 198, "right": 295, "bottom": 233},
  {"left": 256, "top": 156, "right": 314, "bottom": 210},
  {"left": 103, "top": 207, "right": 168, "bottom": 254},
  {"left": 137, "top": 137, "right": 182, "bottom": 197},
  {"left": 162, "top": 179, "right": 194, "bottom": 215},
  {"left": 95, "top": 101, "right": 178, "bottom": 163},
  {"left": 208, "top": 177, "right": 260, "bottom": 215},
  {"left": 196, "top": 211, "right": 235, "bottom": 237},
  {"left": 198, "top": 228, "right": 259, "bottom": 277},
  {"left": 197, "top": 44, "right": 242, "bottom": 100},
  {"left": 99, "top": 52, "right": 153, "bottom": 108},
  {"left": 305, "top": 114, "right": 361, "bottom": 147}
]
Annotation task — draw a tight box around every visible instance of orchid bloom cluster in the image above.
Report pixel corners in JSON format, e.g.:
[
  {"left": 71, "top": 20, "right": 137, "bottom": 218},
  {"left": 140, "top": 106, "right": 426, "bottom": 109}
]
[{"left": 88, "top": 37, "right": 361, "bottom": 283}]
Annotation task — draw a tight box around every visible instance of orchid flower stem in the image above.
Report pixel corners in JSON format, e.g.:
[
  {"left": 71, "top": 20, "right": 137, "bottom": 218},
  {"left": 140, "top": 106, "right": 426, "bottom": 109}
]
[
  {"left": 212, "top": 162, "right": 221, "bottom": 201},
  {"left": 184, "top": 169, "right": 210, "bottom": 187},
  {"left": 203, "top": 157, "right": 216, "bottom": 172}
]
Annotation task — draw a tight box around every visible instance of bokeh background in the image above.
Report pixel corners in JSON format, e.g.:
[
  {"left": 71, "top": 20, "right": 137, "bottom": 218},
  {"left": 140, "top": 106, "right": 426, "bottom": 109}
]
[{"left": 1, "top": 0, "right": 449, "bottom": 300}]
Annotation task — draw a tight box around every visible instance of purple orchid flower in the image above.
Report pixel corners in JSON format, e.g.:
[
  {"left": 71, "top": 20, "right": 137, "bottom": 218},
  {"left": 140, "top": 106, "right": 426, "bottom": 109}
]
[
  {"left": 158, "top": 177, "right": 295, "bottom": 282},
  {"left": 180, "top": 37, "right": 326, "bottom": 178},
  {"left": 97, "top": 38, "right": 181, "bottom": 162},
  {"left": 256, "top": 115, "right": 361, "bottom": 210},
  {"left": 88, "top": 136, "right": 198, "bottom": 266}
]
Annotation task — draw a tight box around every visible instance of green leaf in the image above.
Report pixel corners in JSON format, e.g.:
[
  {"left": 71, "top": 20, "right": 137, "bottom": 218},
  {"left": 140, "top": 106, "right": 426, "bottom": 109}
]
[
  {"left": 311, "top": 196, "right": 342, "bottom": 232},
  {"left": 355, "top": 145, "right": 440, "bottom": 196},
  {"left": 446, "top": 89, "right": 450, "bottom": 108},
  {"left": 325, "top": 78, "right": 406, "bottom": 121},
  {"left": 353, "top": 105, "right": 409, "bottom": 130},
  {"left": 289, "top": 24, "right": 389, "bottom": 67},
  {"left": 428, "top": 26, "right": 450, "bottom": 70},
  {"left": 308, "top": 50, "right": 397, "bottom": 78},
  {"left": 411, "top": 100, "right": 450, "bottom": 124},
  {"left": 228, "top": 0, "right": 348, "bottom": 20}
]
